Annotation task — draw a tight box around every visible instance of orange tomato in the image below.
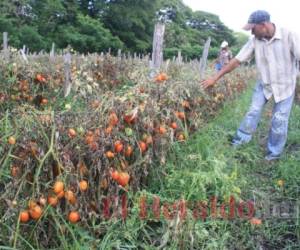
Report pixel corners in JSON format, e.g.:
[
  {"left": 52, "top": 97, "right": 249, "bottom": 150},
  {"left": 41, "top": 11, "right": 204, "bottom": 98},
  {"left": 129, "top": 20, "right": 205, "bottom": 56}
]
[
  {"left": 249, "top": 217, "right": 262, "bottom": 226},
  {"left": 109, "top": 112, "right": 118, "bottom": 126},
  {"left": 79, "top": 180, "right": 88, "bottom": 191},
  {"left": 114, "top": 140, "right": 124, "bottom": 153},
  {"left": 68, "top": 128, "right": 77, "bottom": 138},
  {"left": 29, "top": 205, "right": 42, "bottom": 220},
  {"left": 19, "top": 210, "right": 30, "bottom": 223},
  {"left": 41, "top": 98, "right": 48, "bottom": 105},
  {"left": 160, "top": 73, "right": 168, "bottom": 81},
  {"left": 68, "top": 211, "right": 80, "bottom": 223},
  {"left": 36, "top": 74, "right": 44, "bottom": 82},
  {"left": 124, "top": 145, "right": 133, "bottom": 157},
  {"left": 117, "top": 172, "right": 130, "bottom": 187},
  {"left": 138, "top": 141, "right": 147, "bottom": 153},
  {"left": 47, "top": 195, "right": 58, "bottom": 207},
  {"left": 8, "top": 136, "right": 16, "bottom": 145},
  {"left": 53, "top": 181, "right": 64, "bottom": 194},
  {"left": 106, "top": 151, "right": 115, "bottom": 159},
  {"left": 105, "top": 126, "right": 113, "bottom": 135},
  {"left": 85, "top": 135, "right": 94, "bottom": 145},
  {"left": 157, "top": 126, "right": 166, "bottom": 135},
  {"left": 155, "top": 75, "right": 161, "bottom": 82},
  {"left": 65, "top": 190, "right": 76, "bottom": 205},
  {"left": 170, "top": 122, "right": 178, "bottom": 129},
  {"left": 56, "top": 190, "right": 65, "bottom": 199},
  {"left": 111, "top": 170, "right": 120, "bottom": 181},
  {"left": 175, "top": 111, "right": 185, "bottom": 120},
  {"left": 155, "top": 73, "right": 168, "bottom": 82}
]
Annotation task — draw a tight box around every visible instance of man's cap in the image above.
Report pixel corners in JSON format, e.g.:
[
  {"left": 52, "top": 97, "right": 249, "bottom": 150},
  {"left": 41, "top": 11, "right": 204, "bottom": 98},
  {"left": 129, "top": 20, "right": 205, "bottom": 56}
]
[
  {"left": 220, "top": 41, "right": 228, "bottom": 48},
  {"left": 243, "top": 10, "right": 270, "bottom": 30}
]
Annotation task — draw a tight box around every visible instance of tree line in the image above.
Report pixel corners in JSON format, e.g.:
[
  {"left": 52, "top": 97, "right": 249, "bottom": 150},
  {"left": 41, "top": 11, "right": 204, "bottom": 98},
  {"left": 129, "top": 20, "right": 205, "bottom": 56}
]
[{"left": 0, "top": 0, "right": 247, "bottom": 59}]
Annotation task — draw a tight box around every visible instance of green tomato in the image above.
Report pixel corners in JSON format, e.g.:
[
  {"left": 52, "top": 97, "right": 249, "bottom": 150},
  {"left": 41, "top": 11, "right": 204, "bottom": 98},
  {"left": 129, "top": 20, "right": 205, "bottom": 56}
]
[
  {"left": 65, "top": 103, "right": 72, "bottom": 110},
  {"left": 125, "top": 127, "right": 133, "bottom": 136},
  {"left": 77, "top": 126, "right": 84, "bottom": 134}
]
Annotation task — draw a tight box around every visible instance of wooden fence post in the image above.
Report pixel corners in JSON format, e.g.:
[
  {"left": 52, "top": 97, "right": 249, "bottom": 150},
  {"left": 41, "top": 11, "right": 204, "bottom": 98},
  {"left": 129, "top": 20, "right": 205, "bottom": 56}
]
[
  {"left": 150, "top": 22, "right": 165, "bottom": 76},
  {"left": 63, "top": 52, "right": 72, "bottom": 97},
  {"left": 3, "top": 32, "right": 9, "bottom": 60},
  {"left": 117, "top": 49, "right": 122, "bottom": 58},
  {"left": 176, "top": 50, "right": 182, "bottom": 65},
  {"left": 20, "top": 47, "right": 28, "bottom": 63},
  {"left": 117, "top": 49, "right": 122, "bottom": 70},
  {"left": 50, "top": 43, "right": 55, "bottom": 62},
  {"left": 199, "top": 37, "right": 211, "bottom": 79}
]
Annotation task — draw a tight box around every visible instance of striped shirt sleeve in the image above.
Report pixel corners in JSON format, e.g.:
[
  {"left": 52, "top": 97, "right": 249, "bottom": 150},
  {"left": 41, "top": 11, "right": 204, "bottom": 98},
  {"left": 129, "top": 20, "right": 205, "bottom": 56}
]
[{"left": 235, "top": 37, "right": 255, "bottom": 63}]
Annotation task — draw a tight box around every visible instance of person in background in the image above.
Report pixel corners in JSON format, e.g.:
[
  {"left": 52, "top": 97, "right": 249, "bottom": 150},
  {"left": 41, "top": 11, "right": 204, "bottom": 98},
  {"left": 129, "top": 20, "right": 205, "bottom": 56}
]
[
  {"left": 201, "top": 10, "right": 300, "bottom": 161},
  {"left": 215, "top": 41, "right": 233, "bottom": 71}
]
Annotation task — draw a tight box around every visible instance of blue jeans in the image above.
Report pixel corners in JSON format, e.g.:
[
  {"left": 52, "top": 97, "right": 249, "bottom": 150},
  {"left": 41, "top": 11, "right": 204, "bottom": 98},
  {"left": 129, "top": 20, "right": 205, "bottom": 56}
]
[
  {"left": 215, "top": 63, "right": 222, "bottom": 71},
  {"left": 233, "top": 81, "right": 294, "bottom": 156}
]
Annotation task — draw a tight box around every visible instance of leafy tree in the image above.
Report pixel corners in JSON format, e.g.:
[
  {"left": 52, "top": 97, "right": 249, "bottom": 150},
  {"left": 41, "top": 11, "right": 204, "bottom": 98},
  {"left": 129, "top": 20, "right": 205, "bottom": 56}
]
[
  {"left": 0, "top": 0, "right": 39, "bottom": 49},
  {"left": 53, "top": 14, "right": 123, "bottom": 53},
  {"left": 184, "top": 10, "right": 236, "bottom": 47},
  {"left": 30, "top": 0, "right": 66, "bottom": 35},
  {"left": 101, "top": 0, "right": 159, "bottom": 52},
  {"left": 17, "top": 25, "right": 46, "bottom": 51}
]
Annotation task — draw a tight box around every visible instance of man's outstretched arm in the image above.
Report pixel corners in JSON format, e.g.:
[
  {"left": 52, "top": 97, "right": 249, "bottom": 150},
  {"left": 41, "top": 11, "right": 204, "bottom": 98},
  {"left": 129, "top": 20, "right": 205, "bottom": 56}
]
[{"left": 200, "top": 58, "right": 241, "bottom": 89}]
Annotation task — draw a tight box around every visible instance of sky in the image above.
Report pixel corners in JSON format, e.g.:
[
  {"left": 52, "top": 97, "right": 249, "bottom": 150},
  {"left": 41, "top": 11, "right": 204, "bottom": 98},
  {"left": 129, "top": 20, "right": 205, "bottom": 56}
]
[{"left": 182, "top": 0, "right": 300, "bottom": 35}]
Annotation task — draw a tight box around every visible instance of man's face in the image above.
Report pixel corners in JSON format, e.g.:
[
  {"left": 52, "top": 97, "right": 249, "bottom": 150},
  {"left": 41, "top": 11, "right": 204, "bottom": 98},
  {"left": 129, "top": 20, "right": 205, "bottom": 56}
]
[{"left": 251, "top": 23, "right": 267, "bottom": 40}]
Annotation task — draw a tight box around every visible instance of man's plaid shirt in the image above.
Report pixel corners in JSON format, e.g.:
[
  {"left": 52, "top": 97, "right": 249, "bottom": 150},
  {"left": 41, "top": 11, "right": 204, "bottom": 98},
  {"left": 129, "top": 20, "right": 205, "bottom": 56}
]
[{"left": 236, "top": 26, "right": 300, "bottom": 103}]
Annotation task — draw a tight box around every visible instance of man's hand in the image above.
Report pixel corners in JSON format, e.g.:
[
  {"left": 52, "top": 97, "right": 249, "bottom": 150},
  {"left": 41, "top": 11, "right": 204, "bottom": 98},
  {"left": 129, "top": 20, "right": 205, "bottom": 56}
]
[
  {"left": 200, "top": 78, "right": 217, "bottom": 89},
  {"left": 200, "top": 58, "right": 241, "bottom": 90}
]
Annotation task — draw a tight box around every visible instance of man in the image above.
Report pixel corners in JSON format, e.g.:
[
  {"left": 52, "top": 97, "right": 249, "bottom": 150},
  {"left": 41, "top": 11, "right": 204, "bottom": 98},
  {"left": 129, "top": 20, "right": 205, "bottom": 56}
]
[{"left": 201, "top": 10, "right": 300, "bottom": 161}]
